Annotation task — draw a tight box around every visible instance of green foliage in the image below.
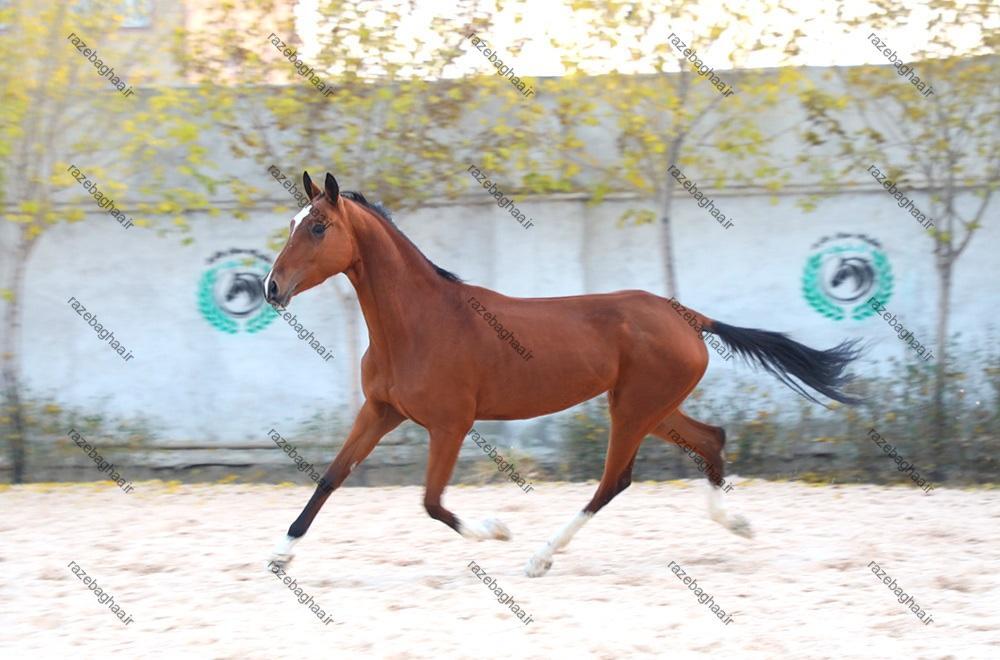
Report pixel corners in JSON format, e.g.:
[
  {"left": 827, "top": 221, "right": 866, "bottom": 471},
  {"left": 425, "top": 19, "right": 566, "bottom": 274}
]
[
  {"left": 794, "top": 1, "right": 999, "bottom": 268},
  {"left": 793, "top": 3, "right": 999, "bottom": 458},
  {"left": 467, "top": 446, "right": 547, "bottom": 486},
  {"left": 6, "top": 335, "right": 995, "bottom": 486},
  {"left": 178, "top": 0, "right": 553, "bottom": 211},
  {"left": 557, "top": 399, "right": 611, "bottom": 480},
  {"left": 0, "top": 3, "right": 220, "bottom": 245},
  {"left": 0, "top": 390, "right": 158, "bottom": 480}
]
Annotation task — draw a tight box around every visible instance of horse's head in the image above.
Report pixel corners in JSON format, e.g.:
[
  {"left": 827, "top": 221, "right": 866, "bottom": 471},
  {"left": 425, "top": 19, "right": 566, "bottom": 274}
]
[{"left": 264, "top": 171, "right": 357, "bottom": 307}]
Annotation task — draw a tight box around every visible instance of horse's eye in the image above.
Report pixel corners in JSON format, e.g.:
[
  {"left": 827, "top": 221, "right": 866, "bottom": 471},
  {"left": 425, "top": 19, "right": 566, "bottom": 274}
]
[{"left": 311, "top": 222, "right": 326, "bottom": 237}]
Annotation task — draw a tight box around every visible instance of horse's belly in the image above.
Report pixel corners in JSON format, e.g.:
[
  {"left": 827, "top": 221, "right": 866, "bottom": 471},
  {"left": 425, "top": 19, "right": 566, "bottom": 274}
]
[{"left": 473, "top": 361, "right": 612, "bottom": 420}]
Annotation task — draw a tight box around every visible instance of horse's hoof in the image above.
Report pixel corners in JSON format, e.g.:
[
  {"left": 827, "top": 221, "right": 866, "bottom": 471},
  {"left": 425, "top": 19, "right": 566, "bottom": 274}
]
[
  {"left": 268, "top": 535, "right": 300, "bottom": 570},
  {"left": 267, "top": 553, "right": 294, "bottom": 571},
  {"left": 484, "top": 517, "right": 512, "bottom": 541},
  {"left": 460, "top": 517, "right": 512, "bottom": 541},
  {"left": 728, "top": 514, "right": 754, "bottom": 539},
  {"left": 525, "top": 553, "right": 553, "bottom": 578}
]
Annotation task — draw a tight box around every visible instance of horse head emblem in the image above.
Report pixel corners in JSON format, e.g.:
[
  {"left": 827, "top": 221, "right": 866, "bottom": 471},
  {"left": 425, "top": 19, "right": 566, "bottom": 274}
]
[{"left": 824, "top": 256, "right": 875, "bottom": 303}]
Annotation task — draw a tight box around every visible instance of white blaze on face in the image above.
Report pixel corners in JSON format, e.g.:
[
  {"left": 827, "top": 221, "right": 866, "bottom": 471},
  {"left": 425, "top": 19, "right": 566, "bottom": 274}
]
[
  {"left": 263, "top": 268, "right": 273, "bottom": 300},
  {"left": 264, "top": 204, "right": 313, "bottom": 297},
  {"left": 291, "top": 204, "right": 312, "bottom": 236}
]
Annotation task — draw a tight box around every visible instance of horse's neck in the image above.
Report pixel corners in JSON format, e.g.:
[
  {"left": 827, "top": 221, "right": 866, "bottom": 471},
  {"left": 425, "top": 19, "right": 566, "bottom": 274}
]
[{"left": 344, "top": 213, "right": 454, "bottom": 358}]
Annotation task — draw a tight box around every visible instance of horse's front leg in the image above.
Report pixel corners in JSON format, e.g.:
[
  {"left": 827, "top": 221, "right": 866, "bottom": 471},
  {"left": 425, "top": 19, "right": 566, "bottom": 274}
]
[
  {"left": 268, "top": 399, "right": 404, "bottom": 568},
  {"left": 423, "top": 425, "right": 512, "bottom": 541}
]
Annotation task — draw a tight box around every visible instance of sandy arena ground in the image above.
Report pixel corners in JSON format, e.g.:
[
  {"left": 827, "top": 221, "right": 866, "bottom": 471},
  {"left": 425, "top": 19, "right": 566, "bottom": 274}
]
[{"left": 1, "top": 479, "right": 997, "bottom": 658}]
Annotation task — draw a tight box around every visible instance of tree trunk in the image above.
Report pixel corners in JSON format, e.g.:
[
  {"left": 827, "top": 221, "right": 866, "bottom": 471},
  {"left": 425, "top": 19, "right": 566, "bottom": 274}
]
[
  {"left": 660, "top": 136, "right": 685, "bottom": 300},
  {"left": 659, "top": 187, "right": 678, "bottom": 299},
  {"left": 932, "top": 256, "right": 952, "bottom": 477},
  {"left": 2, "top": 241, "right": 30, "bottom": 483}
]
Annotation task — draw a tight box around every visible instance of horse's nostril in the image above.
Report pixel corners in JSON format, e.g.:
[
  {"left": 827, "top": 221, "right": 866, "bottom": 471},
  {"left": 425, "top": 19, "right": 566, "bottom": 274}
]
[{"left": 268, "top": 279, "right": 279, "bottom": 300}]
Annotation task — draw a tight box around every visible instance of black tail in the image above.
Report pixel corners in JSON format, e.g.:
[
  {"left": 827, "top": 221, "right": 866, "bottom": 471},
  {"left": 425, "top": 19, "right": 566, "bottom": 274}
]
[{"left": 707, "top": 321, "right": 865, "bottom": 406}]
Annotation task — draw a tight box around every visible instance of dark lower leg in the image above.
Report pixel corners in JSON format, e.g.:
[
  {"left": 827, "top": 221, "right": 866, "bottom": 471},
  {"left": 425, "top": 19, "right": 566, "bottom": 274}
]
[
  {"left": 287, "top": 401, "right": 403, "bottom": 538},
  {"left": 584, "top": 448, "right": 640, "bottom": 514}
]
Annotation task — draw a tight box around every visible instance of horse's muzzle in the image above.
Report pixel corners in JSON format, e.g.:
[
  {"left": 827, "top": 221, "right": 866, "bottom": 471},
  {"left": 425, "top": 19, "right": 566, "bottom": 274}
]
[{"left": 264, "top": 277, "right": 292, "bottom": 308}]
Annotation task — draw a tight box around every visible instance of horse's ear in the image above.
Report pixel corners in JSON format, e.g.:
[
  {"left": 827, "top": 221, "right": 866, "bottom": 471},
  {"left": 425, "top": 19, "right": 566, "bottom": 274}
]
[
  {"left": 303, "top": 171, "right": 322, "bottom": 199},
  {"left": 324, "top": 172, "right": 340, "bottom": 202}
]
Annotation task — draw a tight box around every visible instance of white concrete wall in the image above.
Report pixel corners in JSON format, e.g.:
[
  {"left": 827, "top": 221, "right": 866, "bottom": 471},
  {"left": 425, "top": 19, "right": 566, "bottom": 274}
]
[
  {"left": 4, "top": 63, "right": 998, "bottom": 447},
  {"left": 9, "top": 177, "right": 998, "bottom": 444}
]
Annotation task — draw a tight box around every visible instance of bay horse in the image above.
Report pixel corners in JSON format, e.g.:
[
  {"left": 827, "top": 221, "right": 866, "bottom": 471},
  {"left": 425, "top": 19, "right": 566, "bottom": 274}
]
[{"left": 263, "top": 171, "right": 862, "bottom": 577}]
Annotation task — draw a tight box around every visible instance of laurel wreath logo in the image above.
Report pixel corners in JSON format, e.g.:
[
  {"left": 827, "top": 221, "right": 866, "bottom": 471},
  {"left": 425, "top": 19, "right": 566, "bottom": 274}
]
[
  {"left": 197, "top": 260, "right": 277, "bottom": 334},
  {"left": 802, "top": 243, "right": 893, "bottom": 322}
]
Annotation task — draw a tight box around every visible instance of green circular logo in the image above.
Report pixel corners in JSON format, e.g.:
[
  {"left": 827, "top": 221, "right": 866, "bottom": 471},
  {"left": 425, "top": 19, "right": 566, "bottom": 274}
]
[
  {"left": 802, "top": 234, "right": 893, "bottom": 321},
  {"left": 197, "top": 248, "right": 278, "bottom": 334}
]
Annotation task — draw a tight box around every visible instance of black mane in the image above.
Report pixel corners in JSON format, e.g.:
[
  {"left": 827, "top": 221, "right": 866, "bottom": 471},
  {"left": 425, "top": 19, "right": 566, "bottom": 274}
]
[{"left": 341, "top": 190, "right": 462, "bottom": 283}]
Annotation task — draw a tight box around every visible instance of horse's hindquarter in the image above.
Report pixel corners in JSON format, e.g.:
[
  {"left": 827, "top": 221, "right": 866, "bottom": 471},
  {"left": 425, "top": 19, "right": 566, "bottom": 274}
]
[{"left": 464, "top": 289, "right": 706, "bottom": 420}]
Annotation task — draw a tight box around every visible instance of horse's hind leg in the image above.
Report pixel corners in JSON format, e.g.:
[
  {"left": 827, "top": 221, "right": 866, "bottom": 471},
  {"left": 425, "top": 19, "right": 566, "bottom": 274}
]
[
  {"left": 268, "top": 399, "right": 404, "bottom": 569},
  {"left": 525, "top": 376, "right": 687, "bottom": 578},
  {"left": 651, "top": 410, "right": 752, "bottom": 538},
  {"left": 651, "top": 410, "right": 727, "bottom": 486}
]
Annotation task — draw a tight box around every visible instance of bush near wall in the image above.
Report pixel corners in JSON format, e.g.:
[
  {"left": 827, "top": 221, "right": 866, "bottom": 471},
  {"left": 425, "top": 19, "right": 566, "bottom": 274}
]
[{"left": 3, "top": 337, "right": 997, "bottom": 486}]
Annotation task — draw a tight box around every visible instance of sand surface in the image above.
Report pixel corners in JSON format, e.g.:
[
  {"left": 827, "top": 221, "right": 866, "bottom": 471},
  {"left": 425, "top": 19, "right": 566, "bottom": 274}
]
[{"left": 1, "top": 479, "right": 997, "bottom": 658}]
